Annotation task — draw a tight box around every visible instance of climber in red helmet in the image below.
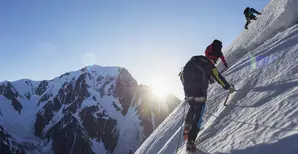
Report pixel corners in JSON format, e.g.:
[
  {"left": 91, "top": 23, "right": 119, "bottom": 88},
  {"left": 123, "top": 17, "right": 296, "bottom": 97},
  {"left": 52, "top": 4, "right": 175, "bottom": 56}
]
[{"left": 205, "top": 39, "right": 228, "bottom": 69}]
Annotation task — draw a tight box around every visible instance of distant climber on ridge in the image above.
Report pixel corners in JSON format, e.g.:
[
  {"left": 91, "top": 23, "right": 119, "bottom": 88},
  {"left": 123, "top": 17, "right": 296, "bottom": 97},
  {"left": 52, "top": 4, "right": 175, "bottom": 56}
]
[
  {"left": 178, "top": 55, "right": 235, "bottom": 152},
  {"left": 244, "top": 7, "right": 262, "bottom": 30}
]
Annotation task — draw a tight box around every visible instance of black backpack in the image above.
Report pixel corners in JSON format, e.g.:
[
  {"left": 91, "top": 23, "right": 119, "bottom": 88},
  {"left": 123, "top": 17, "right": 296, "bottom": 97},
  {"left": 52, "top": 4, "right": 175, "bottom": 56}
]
[{"left": 244, "top": 7, "right": 250, "bottom": 16}]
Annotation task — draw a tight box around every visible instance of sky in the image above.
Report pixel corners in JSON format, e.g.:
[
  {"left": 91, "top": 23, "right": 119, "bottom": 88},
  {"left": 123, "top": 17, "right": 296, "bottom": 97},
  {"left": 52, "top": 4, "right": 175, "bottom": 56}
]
[{"left": 0, "top": 0, "right": 269, "bottom": 99}]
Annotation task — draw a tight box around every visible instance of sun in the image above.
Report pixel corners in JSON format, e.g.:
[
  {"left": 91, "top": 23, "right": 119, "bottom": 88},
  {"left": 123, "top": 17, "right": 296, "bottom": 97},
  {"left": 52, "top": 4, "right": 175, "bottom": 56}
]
[{"left": 150, "top": 77, "right": 171, "bottom": 99}]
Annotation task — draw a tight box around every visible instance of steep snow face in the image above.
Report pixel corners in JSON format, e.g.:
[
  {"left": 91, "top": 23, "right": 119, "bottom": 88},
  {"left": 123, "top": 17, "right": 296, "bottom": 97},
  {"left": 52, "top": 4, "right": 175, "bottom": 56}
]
[
  {"left": 222, "top": 0, "right": 298, "bottom": 69},
  {"left": 136, "top": 0, "right": 298, "bottom": 154},
  {"left": 135, "top": 103, "right": 187, "bottom": 154},
  {"left": 0, "top": 65, "right": 180, "bottom": 154}
]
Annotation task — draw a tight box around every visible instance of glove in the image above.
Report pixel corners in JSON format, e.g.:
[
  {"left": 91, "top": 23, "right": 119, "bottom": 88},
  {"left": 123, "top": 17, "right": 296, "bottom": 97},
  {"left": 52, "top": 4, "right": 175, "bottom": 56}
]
[
  {"left": 224, "top": 62, "right": 228, "bottom": 68},
  {"left": 228, "top": 84, "right": 236, "bottom": 93}
]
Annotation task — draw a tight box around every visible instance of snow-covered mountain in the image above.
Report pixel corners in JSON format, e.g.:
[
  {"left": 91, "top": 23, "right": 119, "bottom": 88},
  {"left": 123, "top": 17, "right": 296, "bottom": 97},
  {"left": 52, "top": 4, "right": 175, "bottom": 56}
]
[
  {"left": 135, "top": 0, "right": 298, "bottom": 154},
  {"left": 0, "top": 65, "right": 180, "bottom": 154},
  {"left": 0, "top": 125, "right": 26, "bottom": 154}
]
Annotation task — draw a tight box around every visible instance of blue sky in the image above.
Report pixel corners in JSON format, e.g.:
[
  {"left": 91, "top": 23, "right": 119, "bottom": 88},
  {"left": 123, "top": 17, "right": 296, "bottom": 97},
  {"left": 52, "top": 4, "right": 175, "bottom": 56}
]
[{"left": 0, "top": 0, "right": 269, "bottom": 99}]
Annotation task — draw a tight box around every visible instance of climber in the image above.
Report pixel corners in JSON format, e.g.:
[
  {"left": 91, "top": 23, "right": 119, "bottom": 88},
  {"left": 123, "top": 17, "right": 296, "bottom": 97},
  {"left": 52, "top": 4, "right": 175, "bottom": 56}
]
[
  {"left": 205, "top": 39, "right": 228, "bottom": 83},
  {"left": 244, "top": 7, "right": 262, "bottom": 29},
  {"left": 205, "top": 39, "right": 228, "bottom": 68},
  {"left": 178, "top": 55, "right": 235, "bottom": 152}
]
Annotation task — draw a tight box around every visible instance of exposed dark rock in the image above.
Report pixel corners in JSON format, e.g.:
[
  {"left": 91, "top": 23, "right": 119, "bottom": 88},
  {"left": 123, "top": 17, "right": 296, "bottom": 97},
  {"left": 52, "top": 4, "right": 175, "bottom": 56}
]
[
  {"left": 58, "top": 81, "right": 74, "bottom": 105},
  {"left": 0, "top": 85, "right": 4, "bottom": 93},
  {"left": 11, "top": 97, "right": 23, "bottom": 114},
  {"left": 87, "top": 72, "right": 93, "bottom": 81},
  {"left": 74, "top": 74, "right": 90, "bottom": 105},
  {"left": 99, "top": 80, "right": 110, "bottom": 98},
  {"left": 63, "top": 74, "right": 90, "bottom": 114},
  {"left": 107, "top": 84, "right": 114, "bottom": 96},
  {"left": 35, "top": 80, "right": 48, "bottom": 95},
  {"left": 0, "top": 125, "right": 26, "bottom": 154},
  {"left": 35, "top": 73, "right": 92, "bottom": 139},
  {"left": 0, "top": 82, "right": 19, "bottom": 99},
  {"left": 25, "top": 92, "right": 31, "bottom": 100},
  {"left": 113, "top": 69, "right": 138, "bottom": 116},
  {"left": 101, "top": 118, "right": 119, "bottom": 153},
  {"left": 34, "top": 101, "right": 55, "bottom": 137},
  {"left": 53, "top": 97, "right": 62, "bottom": 112},
  {"left": 46, "top": 112, "right": 94, "bottom": 154},
  {"left": 38, "top": 93, "right": 53, "bottom": 106},
  {"left": 64, "top": 103, "right": 77, "bottom": 114},
  {"left": 59, "top": 72, "right": 70, "bottom": 78},
  {"left": 0, "top": 82, "right": 23, "bottom": 114},
  {"left": 80, "top": 67, "right": 88, "bottom": 72},
  {"left": 25, "top": 80, "right": 32, "bottom": 86},
  {"left": 107, "top": 76, "right": 116, "bottom": 82},
  {"left": 97, "top": 76, "right": 104, "bottom": 83},
  {"left": 112, "top": 101, "right": 121, "bottom": 111},
  {"left": 80, "top": 106, "right": 119, "bottom": 153}
]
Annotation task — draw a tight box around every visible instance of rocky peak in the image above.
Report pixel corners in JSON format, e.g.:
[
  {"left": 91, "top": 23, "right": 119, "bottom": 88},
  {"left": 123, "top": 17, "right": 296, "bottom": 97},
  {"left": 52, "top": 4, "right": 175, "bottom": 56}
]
[
  {"left": 0, "top": 82, "right": 23, "bottom": 114},
  {"left": 0, "top": 125, "right": 26, "bottom": 154},
  {"left": 0, "top": 65, "right": 181, "bottom": 154},
  {"left": 0, "top": 82, "right": 19, "bottom": 99},
  {"left": 35, "top": 80, "right": 49, "bottom": 96}
]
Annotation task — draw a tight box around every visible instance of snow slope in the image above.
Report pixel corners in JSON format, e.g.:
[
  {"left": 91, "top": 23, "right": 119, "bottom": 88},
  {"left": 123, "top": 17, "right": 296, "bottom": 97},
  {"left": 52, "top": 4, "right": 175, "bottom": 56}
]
[
  {"left": 223, "top": 0, "right": 298, "bottom": 69},
  {"left": 135, "top": 0, "right": 298, "bottom": 154}
]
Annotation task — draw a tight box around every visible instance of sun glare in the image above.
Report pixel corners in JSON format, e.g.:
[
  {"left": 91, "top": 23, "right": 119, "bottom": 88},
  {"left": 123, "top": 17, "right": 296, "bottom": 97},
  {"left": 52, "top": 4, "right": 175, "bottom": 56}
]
[{"left": 150, "top": 78, "right": 170, "bottom": 99}]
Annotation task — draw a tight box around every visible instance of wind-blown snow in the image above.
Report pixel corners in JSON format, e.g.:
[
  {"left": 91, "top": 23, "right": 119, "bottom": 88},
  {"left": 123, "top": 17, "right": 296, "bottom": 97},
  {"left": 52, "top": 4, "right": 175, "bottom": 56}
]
[{"left": 135, "top": 0, "right": 298, "bottom": 154}]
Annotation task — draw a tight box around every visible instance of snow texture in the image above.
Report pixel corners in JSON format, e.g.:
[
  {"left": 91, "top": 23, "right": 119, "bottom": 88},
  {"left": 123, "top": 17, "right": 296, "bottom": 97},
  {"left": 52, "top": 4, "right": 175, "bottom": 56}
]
[{"left": 135, "top": 0, "right": 298, "bottom": 154}]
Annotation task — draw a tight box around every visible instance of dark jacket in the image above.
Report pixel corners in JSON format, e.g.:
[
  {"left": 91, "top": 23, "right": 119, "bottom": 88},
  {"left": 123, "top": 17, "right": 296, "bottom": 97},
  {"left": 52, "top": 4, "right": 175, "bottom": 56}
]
[
  {"left": 205, "top": 40, "right": 227, "bottom": 65},
  {"left": 179, "top": 55, "right": 230, "bottom": 97},
  {"left": 244, "top": 7, "right": 261, "bottom": 21}
]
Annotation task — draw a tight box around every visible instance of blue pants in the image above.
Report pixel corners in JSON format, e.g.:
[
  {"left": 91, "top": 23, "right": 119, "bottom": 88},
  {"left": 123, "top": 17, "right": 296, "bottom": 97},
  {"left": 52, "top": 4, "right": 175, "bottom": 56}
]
[{"left": 185, "top": 101, "right": 206, "bottom": 142}]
